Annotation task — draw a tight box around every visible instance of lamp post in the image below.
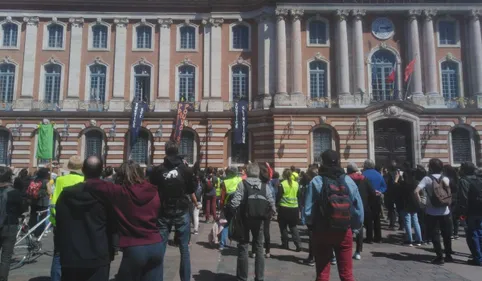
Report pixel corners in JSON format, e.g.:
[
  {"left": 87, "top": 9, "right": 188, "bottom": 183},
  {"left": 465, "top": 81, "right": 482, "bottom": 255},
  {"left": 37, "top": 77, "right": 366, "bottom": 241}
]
[
  {"left": 208, "top": 119, "right": 213, "bottom": 138},
  {"left": 155, "top": 119, "right": 163, "bottom": 140},
  {"left": 11, "top": 118, "right": 22, "bottom": 138},
  {"left": 354, "top": 116, "right": 362, "bottom": 136},
  {"left": 109, "top": 119, "right": 117, "bottom": 139},
  {"left": 60, "top": 119, "right": 69, "bottom": 140}
]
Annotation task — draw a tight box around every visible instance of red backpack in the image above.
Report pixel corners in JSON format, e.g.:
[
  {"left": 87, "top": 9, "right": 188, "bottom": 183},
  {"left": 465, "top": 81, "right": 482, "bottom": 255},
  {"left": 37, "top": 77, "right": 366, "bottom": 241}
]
[
  {"left": 26, "top": 181, "right": 43, "bottom": 200},
  {"left": 319, "top": 176, "right": 352, "bottom": 231}
]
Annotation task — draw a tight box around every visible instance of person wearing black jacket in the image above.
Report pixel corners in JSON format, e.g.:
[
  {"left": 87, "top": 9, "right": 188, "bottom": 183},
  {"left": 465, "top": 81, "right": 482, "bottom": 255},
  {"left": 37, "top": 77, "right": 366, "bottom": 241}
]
[
  {"left": 0, "top": 166, "right": 27, "bottom": 281},
  {"left": 400, "top": 165, "right": 423, "bottom": 246},
  {"left": 56, "top": 156, "right": 115, "bottom": 281}
]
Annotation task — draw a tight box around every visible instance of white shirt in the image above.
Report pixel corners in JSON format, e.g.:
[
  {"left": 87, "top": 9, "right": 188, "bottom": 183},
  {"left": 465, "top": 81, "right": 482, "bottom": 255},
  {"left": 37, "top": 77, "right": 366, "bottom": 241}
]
[{"left": 417, "top": 174, "right": 451, "bottom": 216}]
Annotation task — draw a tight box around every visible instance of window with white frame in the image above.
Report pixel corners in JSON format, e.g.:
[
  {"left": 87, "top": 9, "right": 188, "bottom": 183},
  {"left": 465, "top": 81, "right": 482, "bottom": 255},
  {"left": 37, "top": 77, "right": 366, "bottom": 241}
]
[
  {"left": 179, "top": 25, "right": 195, "bottom": 50},
  {"left": 89, "top": 64, "right": 107, "bottom": 104},
  {"left": 44, "top": 64, "right": 62, "bottom": 106},
  {"left": 371, "top": 50, "right": 397, "bottom": 101},
  {"left": 179, "top": 130, "right": 195, "bottom": 164},
  {"left": 178, "top": 65, "right": 195, "bottom": 102},
  {"left": 85, "top": 130, "right": 103, "bottom": 159},
  {"left": 0, "top": 63, "right": 15, "bottom": 103},
  {"left": 47, "top": 24, "right": 64, "bottom": 48},
  {"left": 451, "top": 128, "right": 472, "bottom": 164},
  {"left": 231, "top": 24, "right": 249, "bottom": 50},
  {"left": 92, "top": 24, "right": 108, "bottom": 49},
  {"left": 308, "top": 20, "right": 328, "bottom": 45},
  {"left": 134, "top": 65, "right": 151, "bottom": 102},
  {"left": 0, "top": 130, "right": 9, "bottom": 165},
  {"left": 313, "top": 128, "right": 332, "bottom": 164},
  {"left": 232, "top": 65, "right": 249, "bottom": 101},
  {"left": 231, "top": 132, "right": 248, "bottom": 165},
  {"left": 438, "top": 20, "right": 457, "bottom": 46},
  {"left": 309, "top": 61, "right": 327, "bottom": 100},
  {"left": 2, "top": 23, "right": 18, "bottom": 48},
  {"left": 130, "top": 130, "right": 149, "bottom": 165},
  {"left": 441, "top": 61, "right": 459, "bottom": 101},
  {"left": 136, "top": 25, "right": 152, "bottom": 49}
]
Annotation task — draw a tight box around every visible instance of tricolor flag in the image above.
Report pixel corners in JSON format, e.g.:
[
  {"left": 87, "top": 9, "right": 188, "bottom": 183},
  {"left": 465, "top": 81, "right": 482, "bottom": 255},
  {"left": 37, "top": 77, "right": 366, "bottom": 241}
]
[
  {"left": 404, "top": 58, "right": 416, "bottom": 83},
  {"left": 386, "top": 62, "right": 397, "bottom": 84}
]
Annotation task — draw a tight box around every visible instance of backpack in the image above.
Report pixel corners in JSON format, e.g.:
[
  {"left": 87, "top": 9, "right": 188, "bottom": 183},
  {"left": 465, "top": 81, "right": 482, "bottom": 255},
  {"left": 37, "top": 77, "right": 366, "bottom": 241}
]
[
  {"left": 465, "top": 177, "right": 482, "bottom": 211},
  {"left": 0, "top": 186, "right": 13, "bottom": 226},
  {"left": 319, "top": 176, "right": 352, "bottom": 232},
  {"left": 228, "top": 209, "right": 245, "bottom": 242},
  {"left": 26, "top": 180, "right": 43, "bottom": 200},
  {"left": 428, "top": 175, "right": 452, "bottom": 208},
  {"left": 205, "top": 177, "right": 216, "bottom": 197},
  {"left": 160, "top": 165, "right": 188, "bottom": 210},
  {"left": 244, "top": 181, "right": 271, "bottom": 220}
]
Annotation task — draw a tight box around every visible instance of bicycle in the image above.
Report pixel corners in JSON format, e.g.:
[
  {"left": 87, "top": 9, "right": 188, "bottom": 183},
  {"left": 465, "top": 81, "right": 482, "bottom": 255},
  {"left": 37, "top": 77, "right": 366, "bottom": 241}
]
[{"left": 11, "top": 209, "right": 52, "bottom": 270}]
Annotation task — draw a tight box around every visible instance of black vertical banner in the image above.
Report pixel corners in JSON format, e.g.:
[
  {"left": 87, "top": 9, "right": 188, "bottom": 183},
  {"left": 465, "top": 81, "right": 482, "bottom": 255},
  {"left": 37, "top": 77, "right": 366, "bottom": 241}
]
[{"left": 234, "top": 100, "right": 248, "bottom": 144}]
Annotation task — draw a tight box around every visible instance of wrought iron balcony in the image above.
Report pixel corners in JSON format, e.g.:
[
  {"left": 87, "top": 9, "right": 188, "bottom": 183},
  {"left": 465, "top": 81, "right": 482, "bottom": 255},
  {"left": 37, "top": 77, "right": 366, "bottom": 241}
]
[
  {"left": 32, "top": 100, "right": 61, "bottom": 111},
  {"left": 78, "top": 100, "right": 109, "bottom": 111},
  {"left": 169, "top": 101, "right": 201, "bottom": 112}
]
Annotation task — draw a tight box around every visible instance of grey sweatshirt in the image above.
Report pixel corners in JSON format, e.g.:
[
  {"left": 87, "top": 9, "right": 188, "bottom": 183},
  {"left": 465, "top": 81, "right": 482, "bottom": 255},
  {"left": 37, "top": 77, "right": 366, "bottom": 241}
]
[{"left": 228, "top": 177, "right": 276, "bottom": 215}]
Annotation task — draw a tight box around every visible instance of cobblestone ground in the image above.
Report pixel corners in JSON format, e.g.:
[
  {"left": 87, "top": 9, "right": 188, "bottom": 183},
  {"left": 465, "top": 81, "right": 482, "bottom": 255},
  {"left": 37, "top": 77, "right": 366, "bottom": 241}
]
[{"left": 9, "top": 219, "right": 481, "bottom": 281}]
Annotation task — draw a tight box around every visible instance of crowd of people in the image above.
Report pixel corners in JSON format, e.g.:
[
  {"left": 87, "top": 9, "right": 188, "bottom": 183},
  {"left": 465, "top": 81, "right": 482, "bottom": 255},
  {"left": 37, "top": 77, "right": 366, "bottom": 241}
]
[{"left": 0, "top": 141, "right": 481, "bottom": 281}]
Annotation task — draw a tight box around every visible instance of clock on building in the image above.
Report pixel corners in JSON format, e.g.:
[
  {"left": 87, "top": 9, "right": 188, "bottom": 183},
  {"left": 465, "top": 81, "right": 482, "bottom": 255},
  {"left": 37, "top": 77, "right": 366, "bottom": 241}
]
[{"left": 372, "top": 17, "right": 395, "bottom": 40}]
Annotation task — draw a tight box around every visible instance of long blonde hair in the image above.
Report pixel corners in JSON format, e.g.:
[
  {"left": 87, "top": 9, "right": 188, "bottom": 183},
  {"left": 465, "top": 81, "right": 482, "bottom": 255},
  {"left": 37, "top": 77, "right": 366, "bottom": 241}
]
[{"left": 282, "top": 169, "right": 293, "bottom": 187}]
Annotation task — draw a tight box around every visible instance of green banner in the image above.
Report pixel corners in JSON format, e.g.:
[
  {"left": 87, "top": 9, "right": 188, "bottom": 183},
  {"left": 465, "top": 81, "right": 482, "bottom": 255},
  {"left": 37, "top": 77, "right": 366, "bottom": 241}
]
[{"left": 37, "top": 124, "right": 54, "bottom": 160}]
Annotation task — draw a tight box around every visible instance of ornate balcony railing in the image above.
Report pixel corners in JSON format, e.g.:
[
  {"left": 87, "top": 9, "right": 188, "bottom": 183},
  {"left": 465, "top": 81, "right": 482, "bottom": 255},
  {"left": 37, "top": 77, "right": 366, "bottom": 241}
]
[
  {"left": 32, "top": 100, "right": 61, "bottom": 111},
  {"left": 307, "top": 97, "right": 331, "bottom": 108},
  {"left": 78, "top": 100, "right": 109, "bottom": 112},
  {"left": 0, "top": 101, "right": 14, "bottom": 111},
  {"left": 169, "top": 101, "right": 201, "bottom": 112}
]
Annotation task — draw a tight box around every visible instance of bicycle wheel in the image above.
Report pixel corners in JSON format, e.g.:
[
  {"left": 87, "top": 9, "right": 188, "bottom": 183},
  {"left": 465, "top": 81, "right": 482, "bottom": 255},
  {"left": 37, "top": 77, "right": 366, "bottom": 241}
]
[{"left": 11, "top": 234, "right": 33, "bottom": 270}]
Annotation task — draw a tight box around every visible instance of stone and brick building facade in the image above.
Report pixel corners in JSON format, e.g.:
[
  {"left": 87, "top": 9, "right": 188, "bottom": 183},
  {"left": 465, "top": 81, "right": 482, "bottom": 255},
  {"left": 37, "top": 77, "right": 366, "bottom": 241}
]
[{"left": 0, "top": 0, "right": 482, "bottom": 172}]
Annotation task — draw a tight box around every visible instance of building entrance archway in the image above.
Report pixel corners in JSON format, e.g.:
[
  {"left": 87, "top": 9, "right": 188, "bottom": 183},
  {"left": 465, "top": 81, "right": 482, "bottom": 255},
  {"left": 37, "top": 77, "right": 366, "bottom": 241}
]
[{"left": 374, "top": 118, "right": 413, "bottom": 168}]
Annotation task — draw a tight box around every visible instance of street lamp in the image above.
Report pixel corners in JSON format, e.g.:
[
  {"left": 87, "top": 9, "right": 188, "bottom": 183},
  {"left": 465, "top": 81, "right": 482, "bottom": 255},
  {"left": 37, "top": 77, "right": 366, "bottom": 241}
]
[
  {"left": 155, "top": 119, "right": 163, "bottom": 139},
  {"left": 11, "top": 118, "right": 22, "bottom": 138},
  {"left": 208, "top": 119, "right": 213, "bottom": 138},
  {"left": 108, "top": 119, "right": 116, "bottom": 139},
  {"left": 60, "top": 119, "right": 69, "bottom": 139},
  {"left": 354, "top": 116, "right": 362, "bottom": 136}
]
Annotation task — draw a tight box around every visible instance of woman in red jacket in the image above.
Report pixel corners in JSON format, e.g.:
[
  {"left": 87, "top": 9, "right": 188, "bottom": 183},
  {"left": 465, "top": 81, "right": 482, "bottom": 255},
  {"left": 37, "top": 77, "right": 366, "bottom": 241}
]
[{"left": 85, "top": 160, "right": 162, "bottom": 281}]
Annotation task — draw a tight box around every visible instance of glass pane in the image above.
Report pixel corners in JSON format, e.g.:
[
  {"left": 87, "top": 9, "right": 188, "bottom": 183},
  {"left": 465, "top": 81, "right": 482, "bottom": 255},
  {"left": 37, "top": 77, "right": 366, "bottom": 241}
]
[
  {"left": 439, "top": 21, "right": 456, "bottom": 45},
  {"left": 0, "top": 130, "right": 8, "bottom": 165},
  {"left": 92, "top": 25, "right": 108, "bottom": 49},
  {"left": 309, "top": 61, "right": 327, "bottom": 99},
  {"left": 179, "top": 65, "right": 195, "bottom": 102},
  {"left": 313, "top": 129, "right": 332, "bottom": 163},
  {"left": 232, "top": 65, "right": 249, "bottom": 101},
  {"left": 180, "top": 26, "right": 195, "bottom": 49},
  {"left": 371, "top": 50, "right": 396, "bottom": 101},
  {"left": 136, "top": 26, "right": 152, "bottom": 49},
  {"left": 85, "top": 131, "right": 103, "bottom": 159},
  {"left": 309, "top": 21, "right": 327, "bottom": 45},
  {"left": 452, "top": 129, "right": 472, "bottom": 164},
  {"left": 2, "top": 23, "right": 18, "bottom": 47},
  {"left": 131, "top": 132, "right": 148, "bottom": 164},
  {"left": 48, "top": 24, "right": 63, "bottom": 48},
  {"left": 441, "top": 61, "right": 459, "bottom": 102},
  {"left": 44, "top": 64, "right": 61, "bottom": 106},
  {"left": 134, "top": 65, "right": 151, "bottom": 102},
  {"left": 232, "top": 25, "right": 249, "bottom": 49},
  {"left": 0, "top": 63, "right": 15, "bottom": 103},
  {"left": 179, "top": 131, "right": 194, "bottom": 164}
]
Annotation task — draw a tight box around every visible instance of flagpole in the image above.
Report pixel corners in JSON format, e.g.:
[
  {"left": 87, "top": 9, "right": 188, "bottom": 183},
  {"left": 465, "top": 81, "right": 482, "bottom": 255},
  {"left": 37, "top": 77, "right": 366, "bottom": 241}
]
[{"left": 404, "top": 53, "right": 418, "bottom": 101}]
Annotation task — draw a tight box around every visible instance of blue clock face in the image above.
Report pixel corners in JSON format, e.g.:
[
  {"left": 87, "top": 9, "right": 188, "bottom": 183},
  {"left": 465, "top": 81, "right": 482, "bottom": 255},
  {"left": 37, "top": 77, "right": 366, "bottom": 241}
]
[{"left": 372, "top": 17, "right": 395, "bottom": 40}]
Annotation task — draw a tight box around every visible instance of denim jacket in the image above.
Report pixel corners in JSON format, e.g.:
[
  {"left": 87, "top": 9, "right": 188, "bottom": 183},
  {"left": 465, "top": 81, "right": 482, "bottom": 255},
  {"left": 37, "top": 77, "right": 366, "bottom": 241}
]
[{"left": 304, "top": 175, "right": 364, "bottom": 230}]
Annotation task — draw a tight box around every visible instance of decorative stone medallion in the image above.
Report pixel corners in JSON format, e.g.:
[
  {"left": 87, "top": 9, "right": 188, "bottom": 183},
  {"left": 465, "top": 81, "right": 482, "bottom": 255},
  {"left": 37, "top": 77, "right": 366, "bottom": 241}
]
[
  {"left": 382, "top": 105, "right": 403, "bottom": 117},
  {"left": 372, "top": 17, "right": 395, "bottom": 40}
]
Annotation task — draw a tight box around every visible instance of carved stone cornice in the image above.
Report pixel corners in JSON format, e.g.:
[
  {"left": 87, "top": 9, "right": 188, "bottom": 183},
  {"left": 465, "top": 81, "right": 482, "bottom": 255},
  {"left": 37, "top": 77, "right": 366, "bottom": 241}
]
[
  {"left": 290, "top": 9, "right": 304, "bottom": 21},
  {"left": 275, "top": 8, "right": 289, "bottom": 21},
  {"left": 202, "top": 17, "right": 223, "bottom": 27},
  {"left": 158, "top": 18, "right": 173, "bottom": 28},
  {"left": 422, "top": 9, "right": 437, "bottom": 21},
  {"left": 336, "top": 10, "right": 350, "bottom": 21},
  {"left": 113, "top": 18, "right": 129, "bottom": 28},
  {"left": 23, "top": 16, "right": 39, "bottom": 26},
  {"left": 352, "top": 9, "right": 366, "bottom": 20},
  {"left": 69, "top": 17, "right": 84, "bottom": 28},
  {"left": 408, "top": 9, "right": 422, "bottom": 21},
  {"left": 469, "top": 9, "right": 481, "bottom": 21}
]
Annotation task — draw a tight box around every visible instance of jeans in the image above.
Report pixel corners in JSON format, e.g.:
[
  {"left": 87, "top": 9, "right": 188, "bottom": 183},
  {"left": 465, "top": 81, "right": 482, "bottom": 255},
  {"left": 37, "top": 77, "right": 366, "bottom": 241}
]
[
  {"left": 220, "top": 224, "right": 229, "bottom": 248},
  {"left": 116, "top": 243, "right": 163, "bottom": 281},
  {"left": 204, "top": 196, "right": 217, "bottom": 221},
  {"left": 158, "top": 212, "right": 191, "bottom": 281},
  {"left": 402, "top": 211, "right": 423, "bottom": 243},
  {"left": 62, "top": 265, "right": 110, "bottom": 281},
  {"left": 313, "top": 229, "right": 354, "bottom": 281},
  {"left": 237, "top": 220, "right": 264, "bottom": 281},
  {"left": 192, "top": 207, "right": 200, "bottom": 232},
  {"left": 0, "top": 226, "right": 16, "bottom": 281},
  {"left": 426, "top": 214, "right": 453, "bottom": 258},
  {"left": 466, "top": 216, "right": 482, "bottom": 265}
]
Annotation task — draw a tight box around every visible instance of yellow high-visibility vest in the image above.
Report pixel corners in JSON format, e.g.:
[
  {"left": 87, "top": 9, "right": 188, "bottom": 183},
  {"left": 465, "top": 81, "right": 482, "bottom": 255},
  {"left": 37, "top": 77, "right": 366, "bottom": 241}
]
[
  {"left": 279, "top": 180, "right": 299, "bottom": 208},
  {"left": 224, "top": 176, "right": 242, "bottom": 204},
  {"left": 215, "top": 178, "right": 222, "bottom": 197}
]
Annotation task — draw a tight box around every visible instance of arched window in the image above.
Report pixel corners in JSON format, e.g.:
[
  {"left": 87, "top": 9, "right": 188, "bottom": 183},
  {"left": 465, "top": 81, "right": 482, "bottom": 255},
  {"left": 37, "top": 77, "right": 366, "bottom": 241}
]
[
  {"left": 136, "top": 25, "right": 152, "bottom": 49},
  {"left": 85, "top": 130, "right": 103, "bottom": 159},
  {"left": 451, "top": 128, "right": 472, "bottom": 165},
  {"left": 178, "top": 65, "right": 195, "bottom": 102},
  {"left": 232, "top": 65, "right": 249, "bottom": 101},
  {"left": 371, "top": 50, "right": 396, "bottom": 101},
  {"left": 92, "top": 24, "right": 108, "bottom": 49},
  {"left": 90, "top": 64, "right": 107, "bottom": 103},
  {"left": 441, "top": 61, "right": 459, "bottom": 102},
  {"left": 134, "top": 65, "right": 151, "bottom": 102},
  {"left": 308, "top": 20, "right": 328, "bottom": 45},
  {"left": 44, "top": 64, "right": 62, "bottom": 106},
  {"left": 0, "top": 130, "right": 9, "bottom": 165},
  {"left": 0, "top": 63, "right": 15, "bottom": 103},
  {"left": 231, "top": 132, "right": 248, "bottom": 165},
  {"left": 179, "top": 130, "right": 195, "bottom": 165},
  {"left": 232, "top": 24, "right": 249, "bottom": 50},
  {"left": 312, "top": 128, "right": 333, "bottom": 164},
  {"left": 130, "top": 130, "right": 149, "bottom": 165},
  {"left": 180, "top": 26, "right": 195, "bottom": 50},
  {"left": 47, "top": 24, "right": 64, "bottom": 48},
  {"left": 2, "top": 23, "right": 18, "bottom": 47},
  {"left": 309, "top": 61, "right": 327, "bottom": 100}
]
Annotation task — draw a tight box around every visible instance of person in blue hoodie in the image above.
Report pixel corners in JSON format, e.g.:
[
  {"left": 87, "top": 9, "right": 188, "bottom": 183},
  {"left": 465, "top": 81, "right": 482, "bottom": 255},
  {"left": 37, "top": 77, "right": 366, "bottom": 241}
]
[
  {"left": 362, "top": 159, "right": 386, "bottom": 243},
  {"left": 304, "top": 150, "right": 363, "bottom": 281}
]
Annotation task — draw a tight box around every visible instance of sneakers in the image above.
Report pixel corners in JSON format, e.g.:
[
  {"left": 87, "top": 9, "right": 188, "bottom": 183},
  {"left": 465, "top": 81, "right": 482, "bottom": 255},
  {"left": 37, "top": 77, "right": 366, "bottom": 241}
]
[
  {"left": 193, "top": 230, "right": 199, "bottom": 235},
  {"left": 265, "top": 253, "right": 271, "bottom": 258},
  {"left": 303, "top": 258, "right": 315, "bottom": 266},
  {"left": 444, "top": 255, "right": 454, "bottom": 263},
  {"left": 250, "top": 252, "right": 256, "bottom": 258},
  {"left": 431, "top": 256, "right": 445, "bottom": 265},
  {"left": 414, "top": 242, "right": 422, "bottom": 247},
  {"left": 219, "top": 246, "right": 224, "bottom": 251},
  {"left": 353, "top": 252, "right": 361, "bottom": 260},
  {"left": 330, "top": 257, "right": 337, "bottom": 265}
]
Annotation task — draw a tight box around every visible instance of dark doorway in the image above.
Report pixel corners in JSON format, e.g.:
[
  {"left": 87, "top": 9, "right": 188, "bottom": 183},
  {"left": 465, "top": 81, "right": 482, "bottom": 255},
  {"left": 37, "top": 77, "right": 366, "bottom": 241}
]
[{"left": 374, "top": 119, "right": 413, "bottom": 168}]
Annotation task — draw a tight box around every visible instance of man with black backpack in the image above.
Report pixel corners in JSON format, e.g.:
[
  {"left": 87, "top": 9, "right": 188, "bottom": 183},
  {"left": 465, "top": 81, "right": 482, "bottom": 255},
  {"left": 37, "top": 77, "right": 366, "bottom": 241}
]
[
  {"left": 228, "top": 163, "right": 276, "bottom": 281},
  {"left": 454, "top": 162, "right": 482, "bottom": 266},
  {"left": 151, "top": 140, "right": 196, "bottom": 281},
  {"left": 303, "top": 150, "right": 363, "bottom": 281},
  {"left": 414, "top": 158, "right": 453, "bottom": 265}
]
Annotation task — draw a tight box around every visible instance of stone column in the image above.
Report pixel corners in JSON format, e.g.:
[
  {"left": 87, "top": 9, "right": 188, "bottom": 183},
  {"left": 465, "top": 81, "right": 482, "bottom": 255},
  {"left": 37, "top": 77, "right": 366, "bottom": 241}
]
[
  {"left": 352, "top": 10, "right": 366, "bottom": 101},
  {"left": 202, "top": 19, "right": 212, "bottom": 102},
  {"left": 469, "top": 10, "right": 482, "bottom": 98},
  {"left": 275, "top": 9, "right": 288, "bottom": 98},
  {"left": 110, "top": 18, "right": 128, "bottom": 111},
  {"left": 408, "top": 10, "right": 424, "bottom": 98},
  {"left": 290, "top": 9, "right": 304, "bottom": 95},
  {"left": 256, "top": 13, "right": 275, "bottom": 109},
  {"left": 64, "top": 17, "right": 84, "bottom": 111},
  {"left": 336, "top": 10, "right": 351, "bottom": 98},
  {"left": 155, "top": 19, "right": 173, "bottom": 112},
  {"left": 17, "top": 16, "right": 39, "bottom": 110},
  {"left": 422, "top": 10, "right": 439, "bottom": 96},
  {"left": 208, "top": 18, "right": 224, "bottom": 112}
]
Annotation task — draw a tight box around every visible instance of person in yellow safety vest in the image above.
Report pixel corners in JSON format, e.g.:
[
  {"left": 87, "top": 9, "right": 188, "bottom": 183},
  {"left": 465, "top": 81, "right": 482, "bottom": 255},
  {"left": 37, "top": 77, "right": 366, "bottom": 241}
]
[
  {"left": 220, "top": 167, "right": 242, "bottom": 212},
  {"left": 290, "top": 166, "right": 299, "bottom": 182},
  {"left": 277, "top": 169, "right": 301, "bottom": 251},
  {"left": 215, "top": 176, "right": 222, "bottom": 210}
]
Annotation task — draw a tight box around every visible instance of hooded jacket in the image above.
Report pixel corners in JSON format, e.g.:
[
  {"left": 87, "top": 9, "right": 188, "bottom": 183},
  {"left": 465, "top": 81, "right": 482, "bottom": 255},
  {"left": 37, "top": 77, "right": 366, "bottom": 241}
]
[
  {"left": 348, "top": 173, "right": 376, "bottom": 214},
  {"left": 55, "top": 182, "right": 114, "bottom": 268},
  {"left": 228, "top": 177, "right": 277, "bottom": 216},
  {"left": 85, "top": 179, "right": 161, "bottom": 248},
  {"left": 0, "top": 183, "right": 26, "bottom": 234}
]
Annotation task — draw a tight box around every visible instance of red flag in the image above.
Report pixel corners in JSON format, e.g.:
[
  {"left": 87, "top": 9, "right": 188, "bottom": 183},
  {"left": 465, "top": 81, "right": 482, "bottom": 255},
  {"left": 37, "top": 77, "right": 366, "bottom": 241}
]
[
  {"left": 404, "top": 59, "right": 416, "bottom": 82},
  {"left": 386, "top": 67, "right": 396, "bottom": 84}
]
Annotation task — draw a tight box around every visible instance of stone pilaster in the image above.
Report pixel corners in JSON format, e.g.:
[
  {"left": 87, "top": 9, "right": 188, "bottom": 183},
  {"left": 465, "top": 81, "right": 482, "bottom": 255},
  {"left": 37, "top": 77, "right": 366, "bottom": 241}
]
[
  {"left": 16, "top": 17, "right": 39, "bottom": 110},
  {"left": 155, "top": 19, "right": 173, "bottom": 112},
  {"left": 64, "top": 17, "right": 84, "bottom": 111},
  {"left": 110, "top": 18, "right": 129, "bottom": 112},
  {"left": 469, "top": 10, "right": 482, "bottom": 102},
  {"left": 408, "top": 10, "right": 424, "bottom": 100},
  {"left": 290, "top": 9, "right": 303, "bottom": 95},
  {"left": 336, "top": 10, "right": 351, "bottom": 106},
  {"left": 275, "top": 8, "right": 288, "bottom": 100},
  {"left": 256, "top": 13, "right": 275, "bottom": 109},
  {"left": 422, "top": 10, "right": 439, "bottom": 96}
]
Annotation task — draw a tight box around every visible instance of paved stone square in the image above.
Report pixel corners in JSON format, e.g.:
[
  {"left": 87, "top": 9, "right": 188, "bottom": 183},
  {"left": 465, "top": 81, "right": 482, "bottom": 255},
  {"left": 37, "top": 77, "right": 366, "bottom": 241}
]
[{"left": 9, "top": 220, "right": 481, "bottom": 281}]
